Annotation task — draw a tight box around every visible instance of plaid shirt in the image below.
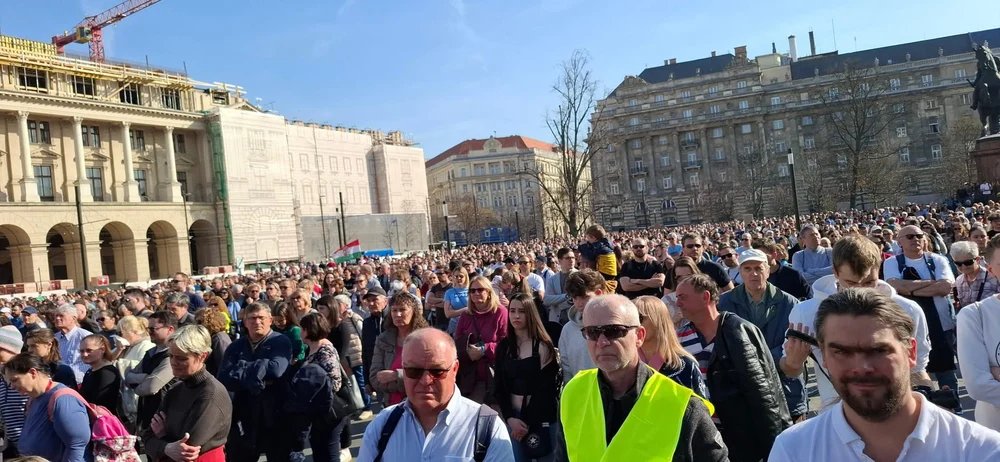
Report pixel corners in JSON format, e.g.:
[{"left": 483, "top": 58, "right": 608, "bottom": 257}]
[{"left": 956, "top": 266, "right": 1000, "bottom": 307}]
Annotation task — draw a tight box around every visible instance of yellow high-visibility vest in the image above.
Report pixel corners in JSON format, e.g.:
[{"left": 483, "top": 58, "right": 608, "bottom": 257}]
[{"left": 560, "top": 366, "right": 711, "bottom": 462}]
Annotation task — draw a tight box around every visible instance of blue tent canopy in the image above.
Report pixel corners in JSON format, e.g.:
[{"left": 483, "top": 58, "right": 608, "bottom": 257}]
[{"left": 364, "top": 248, "right": 395, "bottom": 258}]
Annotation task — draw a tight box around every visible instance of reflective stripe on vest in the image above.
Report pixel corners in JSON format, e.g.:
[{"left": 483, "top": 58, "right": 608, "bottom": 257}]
[{"left": 560, "top": 366, "right": 707, "bottom": 462}]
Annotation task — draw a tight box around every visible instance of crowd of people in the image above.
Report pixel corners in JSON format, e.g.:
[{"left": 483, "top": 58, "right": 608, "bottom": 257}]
[{"left": 3, "top": 201, "right": 1000, "bottom": 460}]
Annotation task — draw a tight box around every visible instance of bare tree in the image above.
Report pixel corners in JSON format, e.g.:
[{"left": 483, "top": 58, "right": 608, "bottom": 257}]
[
  {"left": 795, "top": 147, "right": 837, "bottom": 212},
  {"left": 936, "top": 116, "right": 982, "bottom": 196},
  {"left": 819, "top": 62, "right": 910, "bottom": 208},
  {"left": 699, "top": 184, "right": 736, "bottom": 222},
  {"left": 449, "top": 195, "right": 499, "bottom": 244},
  {"left": 526, "top": 50, "right": 610, "bottom": 237},
  {"left": 733, "top": 142, "right": 781, "bottom": 219}
]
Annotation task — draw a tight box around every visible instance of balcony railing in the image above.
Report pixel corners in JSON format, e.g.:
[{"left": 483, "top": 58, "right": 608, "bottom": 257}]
[
  {"left": 684, "top": 160, "right": 703, "bottom": 169},
  {"left": 630, "top": 167, "right": 648, "bottom": 176},
  {"left": 680, "top": 139, "right": 700, "bottom": 149}
]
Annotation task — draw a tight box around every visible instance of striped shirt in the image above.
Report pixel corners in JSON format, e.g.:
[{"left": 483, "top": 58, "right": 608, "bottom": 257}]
[
  {"left": 0, "top": 378, "right": 28, "bottom": 444},
  {"left": 677, "top": 321, "right": 714, "bottom": 378}
]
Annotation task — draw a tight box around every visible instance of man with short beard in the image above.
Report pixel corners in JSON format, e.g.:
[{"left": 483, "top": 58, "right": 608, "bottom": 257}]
[
  {"left": 617, "top": 238, "right": 666, "bottom": 299},
  {"left": 769, "top": 289, "right": 1000, "bottom": 461}
]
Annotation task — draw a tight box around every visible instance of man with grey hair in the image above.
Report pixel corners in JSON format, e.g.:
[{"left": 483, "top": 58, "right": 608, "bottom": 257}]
[
  {"left": 53, "top": 302, "right": 92, "bottom": 382},
  {"left": 554, "top": 294, "right": 726, "bottom": 461},
  {"left": 358, "top": 328, "right": 513, "bottom": 461},
  {"left": 618, "top": 238, "right": 667, "bottom": 299},
  {"left": 951, "top": 240, "right": 1000, "bottom": 307},
  {"left": 164, "top": 292, "right": 195, "bottom": 327},
  {"left": 792, "top": 224, "right": 833, "bottom": 285}
]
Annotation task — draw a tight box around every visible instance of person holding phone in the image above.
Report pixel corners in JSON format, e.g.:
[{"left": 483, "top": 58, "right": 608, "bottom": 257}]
[{"left": 453, "top": 276, "right": 509, "bottom": 404}]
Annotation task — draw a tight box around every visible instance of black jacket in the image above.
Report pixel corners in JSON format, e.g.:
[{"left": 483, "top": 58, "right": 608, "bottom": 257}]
[{"left": 708, "top": 311, "right": 791, "bottom": 462}]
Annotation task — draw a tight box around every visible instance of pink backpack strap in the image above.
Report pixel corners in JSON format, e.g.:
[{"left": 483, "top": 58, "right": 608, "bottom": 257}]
[{"left": 46, "top": 386, "right": 91, "bottom": 421}]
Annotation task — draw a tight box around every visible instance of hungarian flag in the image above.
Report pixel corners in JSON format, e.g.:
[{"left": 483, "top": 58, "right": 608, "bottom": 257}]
[{"left": 332, "top": 240, "right": 363, "bottom": 263}]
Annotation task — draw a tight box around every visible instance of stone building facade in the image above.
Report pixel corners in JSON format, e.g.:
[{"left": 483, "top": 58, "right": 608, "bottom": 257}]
[{"left": 593, "top": 28, "right": 1000, "bottom": 228}]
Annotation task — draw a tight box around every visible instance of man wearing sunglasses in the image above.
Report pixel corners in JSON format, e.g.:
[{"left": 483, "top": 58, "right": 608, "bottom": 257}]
[
  {"left": 681, "top": 233, "right": 734, "bottom": 292},
  {"left": 716, "top": 245, "right": 742, "bottom": 285},
  {"left": 359, "top": 328, "right": 514, "bottom": 461},
  {"left": 554, "top": 294, "right": 726, "bottom": 462},
  {"left": 618, "top": 238, "right": 667, "bottom": 299},
  {"left": 676, "top": 274, "right": 791, "bottom": 461},
  {"left": 884, "top": 224, "right": 959, "bottom": 411}
]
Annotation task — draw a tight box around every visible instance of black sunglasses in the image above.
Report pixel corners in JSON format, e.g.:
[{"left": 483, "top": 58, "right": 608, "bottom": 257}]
[
  {"left": 719, "top": 253, "right": 735, "bottom": 259},
  {"left": 403, "top": 365, "right": 452, "bottom": 380},
  {"left": 955, "top": 259, "right": 977, "bottom": 267},
  {"left": 469, "top": 287, "right": 490, "bottom": 294},
  {"left": 632, "top": 245, "right": 645, "bottom": 249},
  {"left": 581, "top": 324, "right": 639, "bottom": 341},
  {"left": 904, "top": 233, "right": 925, "bottom": 240},
  {"left": 685, "top": 244, "right": 703, "bottom": 249}
]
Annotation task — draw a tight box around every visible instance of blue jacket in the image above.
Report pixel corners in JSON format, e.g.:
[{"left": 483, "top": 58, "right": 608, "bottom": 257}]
[
  {"left": 217, "top": 330, "right": 292, "bottom": 433},
  {"left": 719, "top": 283, "right": 806, "bottom": 417},
  {"left": 18, "top": 383, "right": 91, "bottom": 462}
]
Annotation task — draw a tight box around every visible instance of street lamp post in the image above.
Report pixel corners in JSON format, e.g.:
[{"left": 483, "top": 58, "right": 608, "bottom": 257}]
[
  {"left": 319, "top": 194, "right": 329, "bottom": 258},
  {"left": 182, "top": 193, "right": 192, "bottom": 271},
  {"left": 75, "top": 183, "right": 89, "bottom": 290},
  {"left": 393, "top": 218, "right": 400, "bottom": 251},
  {"left": 787, "top": 148, "right": 802, "bottom": 232},
  {"left": 514, "top": 210, "right": 521, "bottom": 241},
  {"left": 442, "top": 201, "right": 451, "bottom": 252}
]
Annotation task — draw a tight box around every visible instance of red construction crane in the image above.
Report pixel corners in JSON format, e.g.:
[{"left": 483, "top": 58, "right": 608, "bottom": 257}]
[{"left": 51, "top": 0, "right": 162, "bottom": 63}]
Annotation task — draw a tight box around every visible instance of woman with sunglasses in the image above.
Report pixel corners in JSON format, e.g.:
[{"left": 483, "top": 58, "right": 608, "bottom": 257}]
[
  {"left": 951, "top": 240, "right": 1000, "bottom": 307},
  {"left": 370, "top": 292, "right": 428, "bottom": 406},
  {"left": 494, "top": 293, "right": 559, "bottom": 461},
  {"left": 454, "top": 275, "right": 509, "bottom": 404},
  {"left": 96, "top": 309, "right": 120, "bottom": 343},
  {"left": 79, "top": 334, "right": 123, "bottom": 415},
  {"left": 443, "top": 267, "right": 471, "bottom": 334},
  {"left": 634, "top": 296, "right": 708, "bottom": 398}
]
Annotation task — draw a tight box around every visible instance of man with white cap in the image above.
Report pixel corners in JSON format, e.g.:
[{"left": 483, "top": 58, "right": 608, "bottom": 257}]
[
  {"left": 0, "top": 325, "right": 28, "bottom": 457},
  {"left": 719, "top": 249, "right": 806, "bottom": 421}
]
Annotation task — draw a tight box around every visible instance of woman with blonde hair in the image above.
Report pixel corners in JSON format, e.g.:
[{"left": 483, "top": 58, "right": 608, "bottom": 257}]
[
  {"left": 443, "top": 267, "right": 470, "bottom": 334},
  {"left": 634, "top": 296, "right": 708, "bottom": 398},
  {"left": 453, "top": 275, "right": 509, "bottom": 403},
  {"left": 115, "top": 315, "right": 154, "bottom": 430},
  {"left": 196, "top": 309, "right": 233, "bottom": 375}
]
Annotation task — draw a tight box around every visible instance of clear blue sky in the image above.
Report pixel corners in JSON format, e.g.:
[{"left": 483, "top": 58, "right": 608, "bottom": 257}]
[{"left": 5, "top": 0, "right": 996, "bottom": 158}]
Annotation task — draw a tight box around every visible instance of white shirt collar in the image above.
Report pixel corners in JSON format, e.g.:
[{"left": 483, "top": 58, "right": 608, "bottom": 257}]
[
  {"left": 401, "top": 384, "right": 465, "bottom": 427},
  {"left": 832, "top": 392, "right": 933, "bottom": 447}
]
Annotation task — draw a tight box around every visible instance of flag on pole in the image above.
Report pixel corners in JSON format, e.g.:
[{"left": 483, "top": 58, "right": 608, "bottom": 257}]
[{"left": 332, "top": 239, "right": 363, "bottom": 263}]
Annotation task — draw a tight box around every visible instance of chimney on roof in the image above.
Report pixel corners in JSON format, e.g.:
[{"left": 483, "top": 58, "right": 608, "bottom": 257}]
[
  {"left": 669, "top": 58, "right": 677, "bottom": 65},
  {"left": 809, "top": 31, "right": 817, "bottom": 56},
  {"left": 711, "top": 51, "right": 716, "bottom": 57},
  {"left": 734, "top": 45, "right": 748, "bottom": 62},
  {"left": 772, "top": 42, "right": 777, "bottom": 54},
  {"left": 788, "top": 35, "right": 798, "bottom": 62}
]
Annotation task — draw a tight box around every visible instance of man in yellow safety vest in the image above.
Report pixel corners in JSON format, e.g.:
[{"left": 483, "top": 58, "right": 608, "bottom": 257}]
[{"left": 554, "top": 294, "right": 728, "bottom": 462}]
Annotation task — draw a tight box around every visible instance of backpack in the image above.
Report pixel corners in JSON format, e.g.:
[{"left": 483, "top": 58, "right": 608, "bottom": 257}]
[
  {"left": 373, "top": 402, "right": 497, "bottom": 462},
  {"left": 45, "top": 387, "right": 142, "bottom": 462}
]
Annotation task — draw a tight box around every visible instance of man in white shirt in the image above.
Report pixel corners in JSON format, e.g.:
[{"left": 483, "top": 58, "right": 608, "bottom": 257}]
[
  {"left": 516, "top": 254, "right": 546, "bottom": 299},
  {"left": 770, "top": 288, "right": 1000, "bottom": 461}
]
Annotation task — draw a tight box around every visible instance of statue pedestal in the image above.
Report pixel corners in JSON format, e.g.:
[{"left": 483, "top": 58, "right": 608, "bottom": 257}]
[{"left": 972, "top": 134, "right": 1000, "bottom": 183}]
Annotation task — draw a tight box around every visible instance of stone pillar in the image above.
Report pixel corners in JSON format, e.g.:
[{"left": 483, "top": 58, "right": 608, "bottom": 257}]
[
  {"left": 29, "top": 244, "right": 51, "bottom": 283},
  {"left": 200, "top": 132, "right": 214, "bottom": 202},
  {"left": 16, "top": 112, "right": 39, "bottom": 202},
  {"left": 121, "top": 122, "right": 141, "bottom": 202},
  {"left": 72, "top": 117, "right": 92, "bottom": 202},
  {"left": 132, "top": 238, "right": 151, "bottom": 282},
  {"left": 160, "top": 126, "right": 182, "bottom": 202}
]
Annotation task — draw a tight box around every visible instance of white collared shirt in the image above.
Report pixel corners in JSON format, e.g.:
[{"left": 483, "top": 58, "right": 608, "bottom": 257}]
[
  {"left": 769, "top": 393, "right": 1000, "bottom": 461},
  {"left": 358, "top": 386, "right": 514, "bottom": 462}
]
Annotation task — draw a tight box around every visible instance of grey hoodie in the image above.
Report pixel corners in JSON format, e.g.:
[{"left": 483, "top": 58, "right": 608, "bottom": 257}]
[{"left": 558, "top": 305, "right": 595, "bottom": 383}]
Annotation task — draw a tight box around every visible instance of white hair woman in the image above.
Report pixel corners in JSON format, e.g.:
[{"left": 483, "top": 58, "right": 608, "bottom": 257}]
[
  {"left": 951, "top": 240, "right": 1000, "bottom": 307},
  {"left": 143, "top": 325, "right": 232, "bottom": 462}
]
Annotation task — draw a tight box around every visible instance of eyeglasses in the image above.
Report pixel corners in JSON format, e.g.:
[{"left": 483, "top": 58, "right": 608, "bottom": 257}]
[
  {"left": 403, "top": 364, "right": 454, "bottom": 380},
  {"left": 685, "top": 244, "right": 702, "bottom": 249},
  {"left": 632, "top": 245, "right": 645, "bottom": 249},
  {"left": 903, "top": 233, "right": 925, "bottom": 240},
  {"left": 96, "top": 317, "right": 107, "bottom": 322},
  {"left": 719, "top": 253, "right": 735, "bottom": 259},
  {"left": 955, "top": 259, "right": 977, "bottom": 267},
  {"left": 581, "top": 324, "right": 640, "bottom": 341},
  {"left": 148, "top": 325, "right": 168, "bottom": 333},
  {"left": 469, "top": 287, "right": 489, "bottom": 294}
]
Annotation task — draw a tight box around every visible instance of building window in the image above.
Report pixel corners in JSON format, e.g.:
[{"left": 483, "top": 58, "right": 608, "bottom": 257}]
[
  {"left": 709, "top": 105, "right": 721, "bottom": 114},
  {"left": 174, "top": 133, "right": 187, "bottom": 153},
  {"left": 655, "top": 94, "right": 665, "bottom": 103},
  {"left": 656, "top": 136, "right": 668, "bottom": 146},
  {"left": 636, "top": 178, "right": 645, "bottom": 192},
  {"left": 662, "top": 176, "right": 673, "bottom": 189},
  {"left": 896, "top": 125, "right": 907, "bottom": 137},
  {"left": 738, "top": 100, "right": 749, "bottom": 110},
  {"left": 689, "top": 173, "right": 700, "bottom": 187},
  {"left": 129, "top": 129, "right": 146, "bottom": 150},
  {"left": 489, "top": 163, "right": 501, "bottom": 175},
  {"left": 893, "top": 103, "right": 905, "bottom": 114},
  {"left": 628, "top": 117, "right": 639, "bottom": 126},
  {"left": 931, "top": 144, "right": 942, "bottom": 160},
  {"left": 802, "top": 115, "right": 814, "bottom": 126},
  {"left": 35, "top": 165, "right": 53, "bottom": 201},
  {"left": 680, "top": 90, "right": 691, "bottom": 99},
  {"left": 741, "top": 124, "right": 752, "bottom": 134},
  {"left": 629, "top": 139, "right": 642, "bottom": 149},
  {"left": 162, "top": 88, "right": 182, "bottom": 110},
  {"left": 772, "top": 119, "right": 784, "bottom": 130},
  {"left": 81, "top": 126, "right": 100, "bottom": 147},
  {"left": 714, "top": 147, "right": 725, "bottom": 160},
  {"left": 508, "top": 196, "right": 518, "bottom": 207},
  {"left": 899, "top": 147, "right": 910, "bottom": 163},
  {"left": 711, "top": 127, "right": 723, "bottom": 138},
  {"left": 71, "top": 75, "right": 95, "bottom": 96},
  {"left": 462, "top": 184, "right": 469, "bottom": 193},
  {"left": 778, "top": 164, "right": 789, "bottom": 177},
  {"left": 315, "top": 155, "right": 324, "bottom": 171},
  {"left": 837, "top": 154, "right": 847, "bottom": 170},
  {"left": 770, "top": 96, "right": 781, "bottom": 106},
  {"left": 628, "top": 98, "right": 638, "bottom": 107},
  {"left": 955, "top": 69, "right": 967, "bottom": 79},
  {"left": 28, "top": 120, "right": 51, "bottom": 144},
  {"left": 929, "top": 117, "right": 940, "bottom": 134},
  {"left": 177, "top": 171, "right": 189, "bottom": 198},
  {"left": 803, "top": 137, "right": 816, "bottom": 150},
  {"left": 682, "top": 109, "right": 693, "bottom": 119},
  {"left": 86, "top": 167, "right": 104, "bottom": 201},
  {"left": 828, "top": 88, "right": 840, "bottom": 99},
  {"left": 460, "top": 167, "right": 467, "bottom": 177},
  {"left": 299, "top": 154, "right": 309, "bottom": 170},
  {"left": 924, "top": 99, "right": 938, "bottom": 110},
  {"left": 687, "top": 152, "right": 698, "bottom": 163},
  {"left": 775, "top": 141, "right": 787, "bottom": 153},
  {"left": 737, "top": 80, "right": 747, "bottom": 89},
  {"left": 708, "top": 86, "right": 719, "bottom": 95},
  {"left": 610, "top": 182, "right": 619, "bottom": 195},
  {"left": 120, "top": 83, "right": 142, "bottom": 105},
  {"left": 889, "top": 78, "right": 901, "bottom": 90},
  {"left": 961, "top": 94, "right": 971, "bottom": 105},
  {"left": 17, "top": 67, "right": 48, "bottom": 91},
  {"left": 921, "top": 74, "right": 934, "bottom": 86},
  {"left": 660, "top": 155, "right": 670, "bottom": 167},
  {"left": 134, "top": 169, "right": 148, "bottom": 198}
]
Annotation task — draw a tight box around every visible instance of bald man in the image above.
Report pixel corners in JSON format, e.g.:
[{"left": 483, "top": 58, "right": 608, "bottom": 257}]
[
  {"left": 358, "top": 328, "right": 514, "bottom": 461},
  {"left": 554, "top": 294, "right": 727, "bottom": 462}
]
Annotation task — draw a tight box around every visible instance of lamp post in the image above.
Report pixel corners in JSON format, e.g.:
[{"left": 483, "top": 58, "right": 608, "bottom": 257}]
[
  {"left": 182, "top": 193, "right": 192, "bottom": 271},
  {"left": 319, "top": 194, "right": 329, "bottom": 258},
  {"left": 75, "top": 183, "right": 89, "bottom": 290},
  {"left": 393, "top": 218, "right": 400, "bottom": 251},
  {"left": 442, "top": 201, "right": 451, "bottom": 252},
  {"left": 514, "top": 210, "right": 521, "bottom": 241},
  {"left": 787, "top": 148, "right": 802, "bottom": 232}
]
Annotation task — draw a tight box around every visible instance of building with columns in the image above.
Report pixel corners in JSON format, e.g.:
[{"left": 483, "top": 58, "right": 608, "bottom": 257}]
[{"left": 0, "top": 35, "right": 429, "bottom": 289}]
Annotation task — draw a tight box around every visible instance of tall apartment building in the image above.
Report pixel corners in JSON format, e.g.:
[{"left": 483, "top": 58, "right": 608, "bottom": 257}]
[
  {"left": 0, "top": 35, "right": 428, "bottom": 288},
  {"left": 593, "top": 28, "right": 1000, "bottom": 228},
  {"left": 426, "top": 135, "right": 581, "bottom": 242}
]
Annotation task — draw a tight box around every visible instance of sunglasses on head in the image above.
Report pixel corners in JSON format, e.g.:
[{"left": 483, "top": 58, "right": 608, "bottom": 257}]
[
  {"left": 581, "top": 324, "right": 639, "bottom": 341},
  {"left": 403, "top": 364, "right": 453, "bottom": 380},
  {"left": 955, "top": 259, "right": 977, "bottom": 267}
]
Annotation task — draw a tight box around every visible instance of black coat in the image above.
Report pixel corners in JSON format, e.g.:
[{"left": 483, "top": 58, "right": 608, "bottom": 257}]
[{"left": 707, "top": 311, "right": 791, "bottom": 462}]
